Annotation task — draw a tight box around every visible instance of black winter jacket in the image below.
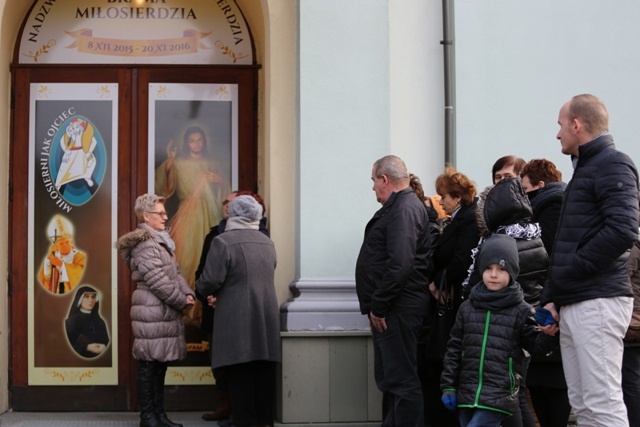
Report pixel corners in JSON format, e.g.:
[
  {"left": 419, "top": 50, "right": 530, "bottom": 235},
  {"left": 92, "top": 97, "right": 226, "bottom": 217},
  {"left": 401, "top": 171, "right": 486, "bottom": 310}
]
[
  {"left": 471, "top": 179, "right": 549, "bottom": 307},
  {"left": 527, "top": 181, "right": 566, "bottom": 255},
  {"left": 541, "top": 134, "right": 639, "bottom": 307},
  {"left": 441, "top": 281, "right": 558, "bottom": 415},
  {"left": 355, "top": 188, "right": 432, "bottom": 317},
  {"left": 433, "top": 200, "right": 481, "bottom": 311}
]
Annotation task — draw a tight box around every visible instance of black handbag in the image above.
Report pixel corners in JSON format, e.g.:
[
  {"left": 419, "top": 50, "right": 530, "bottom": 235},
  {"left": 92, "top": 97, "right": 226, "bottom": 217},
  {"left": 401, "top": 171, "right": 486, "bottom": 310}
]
[{"left": 425, "top": 271, "right": 457, "bottom": 361}]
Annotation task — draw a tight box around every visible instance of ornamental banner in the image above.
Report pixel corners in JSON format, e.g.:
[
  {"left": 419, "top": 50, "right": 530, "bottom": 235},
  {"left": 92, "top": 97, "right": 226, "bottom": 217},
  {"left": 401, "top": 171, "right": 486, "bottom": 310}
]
[
  {"left": 18, "top": 0, "right": 253, "bottom": 65},
  {"left": 28, "top": 83, "right": 118, "bottom": 385},
  {"left": 148, "top": 82, "right": 238, "bottom": 385}
]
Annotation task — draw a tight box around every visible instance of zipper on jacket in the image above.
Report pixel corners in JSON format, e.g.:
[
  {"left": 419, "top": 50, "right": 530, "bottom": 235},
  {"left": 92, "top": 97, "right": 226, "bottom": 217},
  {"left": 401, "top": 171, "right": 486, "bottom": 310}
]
[
  {"left": 474, "top": 310, "right": 492, "bottom": 406},
  {"left": 509, "top": 357, "right": 515, "bottom": 395}
]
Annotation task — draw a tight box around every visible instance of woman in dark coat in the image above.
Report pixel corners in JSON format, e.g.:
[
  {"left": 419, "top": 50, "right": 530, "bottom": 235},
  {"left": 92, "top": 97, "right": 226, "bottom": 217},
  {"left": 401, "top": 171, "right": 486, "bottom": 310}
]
[
  {"left": 520, "top": 159, "right": 567, "bottom": 255},
  {"left": 423, "top": 165, "right": 481, "bottom": 427},
  {"left": 65, "top": 285, "right": 110, "bottom": 358},
  {"left": 117, "top": 193, "right": 195, "bottom": 427},
  {"left": 195, "top": 190, "right": 270, "bottom": 422},
  {"left": 196, "top": 195, "right": 280, "bottom": 427},
  {"left": 520, "top": 159, "right": 570, "bottom": 427},
  {"left": 470, "top": 178, "right": 548, "bottom": 306}
]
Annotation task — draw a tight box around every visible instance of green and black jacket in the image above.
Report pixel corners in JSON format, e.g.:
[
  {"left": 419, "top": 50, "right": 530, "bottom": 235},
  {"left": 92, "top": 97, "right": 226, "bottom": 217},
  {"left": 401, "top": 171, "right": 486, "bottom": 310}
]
[{"left": 440, "top": 280, "right": 558, "bottom": 415}]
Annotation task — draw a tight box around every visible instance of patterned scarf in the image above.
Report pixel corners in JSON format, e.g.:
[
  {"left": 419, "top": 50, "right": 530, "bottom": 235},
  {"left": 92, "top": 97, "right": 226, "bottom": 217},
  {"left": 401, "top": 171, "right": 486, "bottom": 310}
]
[{"left": 461, "top": 222, "right": 542, "bottom": 298}]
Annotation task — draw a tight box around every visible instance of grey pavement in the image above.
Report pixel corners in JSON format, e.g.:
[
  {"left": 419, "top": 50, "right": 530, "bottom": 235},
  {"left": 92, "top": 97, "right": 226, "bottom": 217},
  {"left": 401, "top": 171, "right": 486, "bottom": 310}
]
[
  {"left": 0, "top": 411, "right": 220, "bottom": 427},
  {"left": 0, "top": 411, "right": 578, "bottom": 427}
]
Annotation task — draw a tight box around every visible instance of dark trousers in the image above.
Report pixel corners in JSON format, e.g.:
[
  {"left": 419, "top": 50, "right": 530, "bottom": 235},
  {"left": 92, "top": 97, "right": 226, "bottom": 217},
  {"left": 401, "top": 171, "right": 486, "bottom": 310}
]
[
  {"left": 528, "top": 386, "right": 572, "bottom": 427},
  {"left": 623, "top": 345, "right": 640, "bottom": 427},
  {"left": 208, "top": 331, "right": 228, "bottom": 391},
  {"left": 417, "top": 358, "right": 459, "bottom": 427},
  {"left": 372, "top": 312, "right": 425, "bottom": 427},
  {"left": 225, "top": 360, "right": 277, "bottom": 427}
]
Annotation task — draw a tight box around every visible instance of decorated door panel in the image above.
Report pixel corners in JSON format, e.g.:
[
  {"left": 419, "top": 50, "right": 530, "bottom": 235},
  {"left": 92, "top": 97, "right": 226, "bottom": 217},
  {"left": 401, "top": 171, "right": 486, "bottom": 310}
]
[{"left": 10, "top": 65, "right": 257, "bottom": 410}]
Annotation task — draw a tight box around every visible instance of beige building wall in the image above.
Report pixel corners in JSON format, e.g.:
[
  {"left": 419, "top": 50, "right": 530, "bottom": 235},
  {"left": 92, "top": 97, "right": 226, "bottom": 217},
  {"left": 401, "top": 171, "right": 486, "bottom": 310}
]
[{"left": 0, "top": 0, "right": 33, "bottom": 413}]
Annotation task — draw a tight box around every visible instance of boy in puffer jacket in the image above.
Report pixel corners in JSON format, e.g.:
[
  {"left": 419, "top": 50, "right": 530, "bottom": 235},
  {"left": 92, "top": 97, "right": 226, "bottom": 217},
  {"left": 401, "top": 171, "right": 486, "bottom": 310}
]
[{"left": 440, "top": 234, "right": 559, "bottom": 427}]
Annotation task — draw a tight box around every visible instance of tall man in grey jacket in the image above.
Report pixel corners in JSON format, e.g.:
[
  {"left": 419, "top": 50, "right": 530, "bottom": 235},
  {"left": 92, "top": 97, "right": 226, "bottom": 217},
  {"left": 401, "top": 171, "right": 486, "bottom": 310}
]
[
  {"left": 355, "top": 155, "right": 432, "bottom": 426},
  {"left": 541, "top": 94, "right": 640, "bottom": 426}
]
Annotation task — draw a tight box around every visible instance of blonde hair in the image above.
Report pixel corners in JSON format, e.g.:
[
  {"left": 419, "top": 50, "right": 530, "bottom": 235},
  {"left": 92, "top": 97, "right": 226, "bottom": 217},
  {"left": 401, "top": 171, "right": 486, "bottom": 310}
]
[{"left": 134, "top": 193, "right": 166, "bottom": 222}]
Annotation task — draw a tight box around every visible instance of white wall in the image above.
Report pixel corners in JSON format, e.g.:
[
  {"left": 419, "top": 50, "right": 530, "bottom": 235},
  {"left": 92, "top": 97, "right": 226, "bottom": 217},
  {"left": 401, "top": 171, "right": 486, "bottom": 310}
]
[
  {"left": 454, "top": 0, "right": 640, "bottom": 190},
  {"left": 390, "top": 0, "right": 444, "bottom": 195},
  {"left": 299, "top": 0, "right": 391, "bottom": 279},
  {"left": 298, "top": 0, "right": 444, "bottom": 280}
]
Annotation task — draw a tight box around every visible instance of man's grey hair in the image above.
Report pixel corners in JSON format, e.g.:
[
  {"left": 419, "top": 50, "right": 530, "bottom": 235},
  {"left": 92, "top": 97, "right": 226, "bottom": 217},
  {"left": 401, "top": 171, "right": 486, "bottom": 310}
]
[
  {"left": 134, "top": 193, "right": 166, "bottom": 222},
  {"left": 373, "top": 155, "right": 409, "bottom": 184},
  {"left": 228, "top": 195, "right": 262, "bottom": 221}
]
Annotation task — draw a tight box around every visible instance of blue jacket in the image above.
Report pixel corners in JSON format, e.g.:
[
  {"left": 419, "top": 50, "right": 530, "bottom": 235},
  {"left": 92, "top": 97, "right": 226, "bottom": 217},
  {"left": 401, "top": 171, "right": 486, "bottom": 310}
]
[{"left": 541, "top": 133, "right": 639, "bottom": 307}]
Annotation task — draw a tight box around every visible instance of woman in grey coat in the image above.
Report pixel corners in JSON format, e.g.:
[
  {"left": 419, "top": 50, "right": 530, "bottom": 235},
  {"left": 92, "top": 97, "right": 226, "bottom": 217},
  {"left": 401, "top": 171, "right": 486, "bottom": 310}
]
[
  {"left": 117, "top": 193, "right": 195, "bottom": 427},
  {"left": 196, "top": 195, "right": 280, "bottom": 427}
]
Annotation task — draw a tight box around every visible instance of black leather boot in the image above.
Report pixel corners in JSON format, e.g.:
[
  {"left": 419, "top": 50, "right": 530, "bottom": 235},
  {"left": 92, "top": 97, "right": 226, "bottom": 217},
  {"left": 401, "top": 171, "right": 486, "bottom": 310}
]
[
  {"left": 137, "top": 361, "right": 164, "bottom": 427},
  {"left": 152, "top": 362, "right": 183, "bottom": 427}
]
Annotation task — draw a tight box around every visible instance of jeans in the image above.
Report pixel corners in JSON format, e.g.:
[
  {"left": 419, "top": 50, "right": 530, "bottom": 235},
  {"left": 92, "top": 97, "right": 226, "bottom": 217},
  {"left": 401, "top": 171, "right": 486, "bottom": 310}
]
[
  {"left": 560, "top": 297, "right": 632, "bottom": 426},
  {"left": 372, "top": 311, "right": 425, "bottom": 427},
  {"left": 458, "top": 408, "right": 504, "bottom": 427},
  {"left": 622, "top": 345, "right": 640, "bottom": 427}
]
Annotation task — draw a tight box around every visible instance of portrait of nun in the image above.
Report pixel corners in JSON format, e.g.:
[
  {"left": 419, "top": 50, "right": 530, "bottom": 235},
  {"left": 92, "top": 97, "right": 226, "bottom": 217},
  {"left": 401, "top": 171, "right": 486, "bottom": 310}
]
[{"left": 64, "top": 285, "right": 110, "bottom": 358}]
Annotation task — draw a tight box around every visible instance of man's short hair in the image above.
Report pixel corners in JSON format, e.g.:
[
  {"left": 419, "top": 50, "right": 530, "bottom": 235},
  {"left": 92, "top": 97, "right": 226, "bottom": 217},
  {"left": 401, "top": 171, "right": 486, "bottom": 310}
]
[
  {"left": 570, "top": 94, "right": 609, "bottom": 136},
  {"left": 373, "top": 155, "right": 409, "bottom": 185}
]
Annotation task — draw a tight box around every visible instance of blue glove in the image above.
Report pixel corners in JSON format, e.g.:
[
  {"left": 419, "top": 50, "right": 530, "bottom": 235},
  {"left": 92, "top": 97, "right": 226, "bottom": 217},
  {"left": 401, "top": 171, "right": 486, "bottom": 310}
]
[{"left": 441, "top": 390, "right": 457, "bottom": 411}]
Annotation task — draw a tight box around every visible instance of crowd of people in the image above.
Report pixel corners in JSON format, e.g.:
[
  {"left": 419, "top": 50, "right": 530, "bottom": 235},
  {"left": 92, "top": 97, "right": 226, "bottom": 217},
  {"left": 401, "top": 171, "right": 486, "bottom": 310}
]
[
  {"left": 115, "top": 92, "right": 640, "bottom": 427},
  {"left": 356, "top": 94, "right": 640, "bottom": 427}
]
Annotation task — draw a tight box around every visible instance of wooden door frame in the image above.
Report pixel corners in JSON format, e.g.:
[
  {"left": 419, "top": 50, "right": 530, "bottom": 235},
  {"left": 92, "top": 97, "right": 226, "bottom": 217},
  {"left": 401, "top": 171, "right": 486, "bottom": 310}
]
[{"left": 9, "top": 64, "right": 259, "bottom": 411}]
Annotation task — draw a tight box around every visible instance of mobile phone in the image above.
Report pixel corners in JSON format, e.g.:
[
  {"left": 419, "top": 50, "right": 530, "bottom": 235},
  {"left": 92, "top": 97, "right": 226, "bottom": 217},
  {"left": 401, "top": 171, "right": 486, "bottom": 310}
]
[{"left": 534, "top": 307, "right": 556, "bottom": 326}]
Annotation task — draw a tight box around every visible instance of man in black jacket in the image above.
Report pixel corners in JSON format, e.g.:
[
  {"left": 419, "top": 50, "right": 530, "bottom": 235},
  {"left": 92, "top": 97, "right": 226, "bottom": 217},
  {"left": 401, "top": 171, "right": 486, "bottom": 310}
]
[
  {"left": 355, "top": 155, "right": 432, "bottom": 426},
  {"left": 541, "top": 94, "right": 639, "bottom": 426}
]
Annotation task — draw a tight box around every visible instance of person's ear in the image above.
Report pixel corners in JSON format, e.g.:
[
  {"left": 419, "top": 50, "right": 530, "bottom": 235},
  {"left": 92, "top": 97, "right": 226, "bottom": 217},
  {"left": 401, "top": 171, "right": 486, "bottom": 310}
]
[
  {"left": 538, "top": 181, "right": 546, "bottom": 189},
  {"left": 381, "top": 174, "right": 389, "bottom": 185},
  {"left": 572, "top": 117, "right": 582, "bottom": 134}
]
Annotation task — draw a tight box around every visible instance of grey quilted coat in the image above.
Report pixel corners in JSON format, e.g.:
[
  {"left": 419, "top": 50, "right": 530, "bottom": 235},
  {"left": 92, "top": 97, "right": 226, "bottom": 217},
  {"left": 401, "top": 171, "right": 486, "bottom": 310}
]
[
  {"left": 116, "top": 226, "right": 194, "bottom": 362},
  {"left": 196, "top": 227, "right": 280, "bottom": 370}
]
